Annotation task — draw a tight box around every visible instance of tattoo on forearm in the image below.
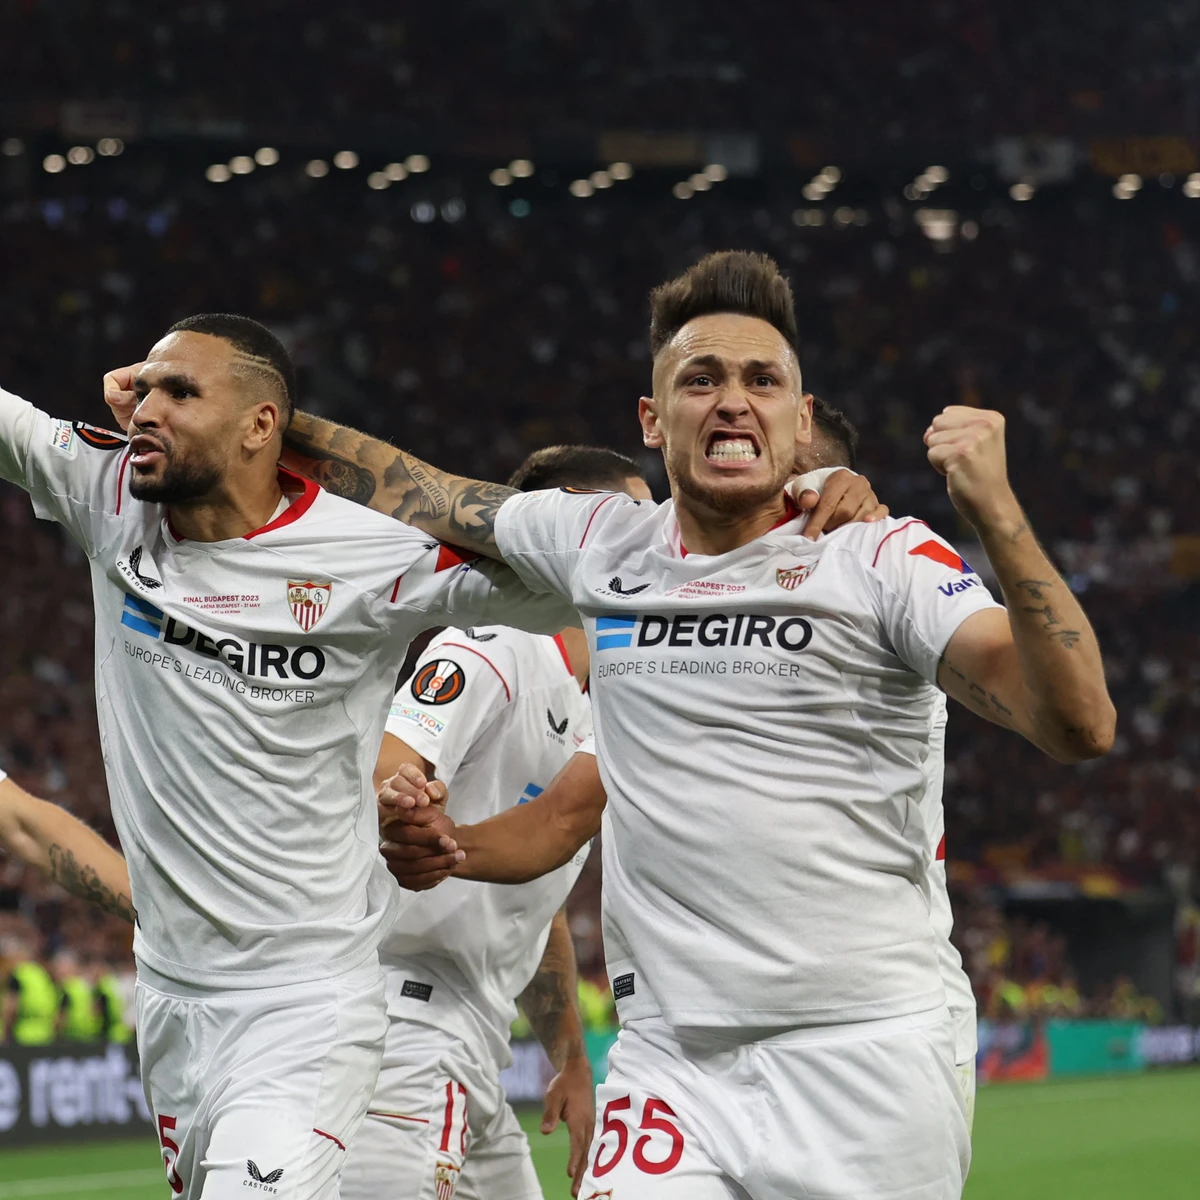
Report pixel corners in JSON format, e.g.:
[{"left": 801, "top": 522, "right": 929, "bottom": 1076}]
[
  {"left": 1016, "top": 580, "right": 1054, "bottom": 600},
  {"left": 519, "top": 947, "right": 585, "bottom": 1065},
  {"left": 47, "top": 844, "right": 136, "bottom": 924},
  {"left": 1049, "top": 629, "right": 1082, "bottom": 649},
  {"left": 989, "top": 692, "right": 1014, "bottom": 718},
  {"left": 1022, "top": 603, "right": 1060, "bottom": 627}
]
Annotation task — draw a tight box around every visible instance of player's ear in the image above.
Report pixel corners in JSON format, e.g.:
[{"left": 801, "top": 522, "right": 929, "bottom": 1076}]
[
  {"left": 245, "top": 401, "right": 280, "bottom": 453},
  {"left": 639, "top": 396, "right": 664, "bottom": 449},
  {"left": 796, "top": 392, "right": 814, "bottom": 446}
]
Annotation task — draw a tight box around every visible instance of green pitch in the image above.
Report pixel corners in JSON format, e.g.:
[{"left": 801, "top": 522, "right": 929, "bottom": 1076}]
[{"left": 1, "top": 1070, "right": 1197, "bottom": 1199}]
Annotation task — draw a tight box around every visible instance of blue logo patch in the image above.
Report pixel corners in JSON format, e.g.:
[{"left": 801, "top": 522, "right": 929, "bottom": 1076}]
[
  {"left": 518, "top": 782, "right": 543, "bottom": 806},
  {"left": 595, "top": 615, "right": 636, "bottom": 651},
  {"left": 121, "top": 593, "right": 163, "bottom": 638}
]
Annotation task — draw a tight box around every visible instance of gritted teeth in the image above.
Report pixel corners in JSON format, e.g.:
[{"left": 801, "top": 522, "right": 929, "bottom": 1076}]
[{"left": 706, "top": 433, "right": 759, "bottom": 461}]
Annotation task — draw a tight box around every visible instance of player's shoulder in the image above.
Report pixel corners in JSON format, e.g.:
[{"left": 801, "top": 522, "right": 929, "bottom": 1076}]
[
  {"left": 304, "top": 487, "right": 429, "bottom": 543},
  {"left": 501, "top": 487, "right": 661, "bottom": 547},
  {"left": 421, "top": 624, "right": 530, "bottom": 697},
  {"left": 803, "top": 515, "right": 952, "bottom": 572}
]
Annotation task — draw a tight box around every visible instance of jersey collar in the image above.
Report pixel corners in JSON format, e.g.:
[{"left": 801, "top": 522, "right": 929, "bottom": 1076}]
[
  {"left": 676, "top": 494, "right": 802, "bottom": 558},
  {"left": 165, "top": 468, "right": 320, "bottom": 543}
]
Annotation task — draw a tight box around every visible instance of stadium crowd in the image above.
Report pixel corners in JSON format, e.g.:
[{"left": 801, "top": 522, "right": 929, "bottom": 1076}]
[
  {"left": 0, "top": 161, "right": 1197, "bottom": 1034},
  {"left": 5, "top": 0, "right": 1198, "bottom": 139}
]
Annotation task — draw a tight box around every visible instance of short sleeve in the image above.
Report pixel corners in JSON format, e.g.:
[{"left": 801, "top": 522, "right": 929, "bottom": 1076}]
[
  {"left": 575, "top": 733, "right": 596, "bottom": 758},
  {"left": 494, "top": 488, "right": 632, "bottom": 598},
  {"left": 0, "top": 387, "right": 128, "bottom": 555},
  {"left": 390, "top": 541, "right": 577, "bottom": 636},
  {"left": 384, "top": 634, "right": 514, "bottom": 781},
  {"left": 868, "top": 518, "right": 1005, "bottom": 684}
]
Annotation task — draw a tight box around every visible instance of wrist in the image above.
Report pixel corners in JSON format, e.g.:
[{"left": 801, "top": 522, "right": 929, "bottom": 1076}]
[{"left": 964, "top": 490, "right": 1025, "bottom": 540}]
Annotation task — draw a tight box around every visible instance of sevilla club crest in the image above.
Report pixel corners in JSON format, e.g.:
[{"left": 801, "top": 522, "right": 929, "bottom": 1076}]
[
  {"left": 775, "top": 564, "right": 812, "bottom": 591},
  {"left": 287, "top": 580, "right": 332, "bottom": 631},
  {"left": 434, "top": 1161, "right": 461, "bottom": 1200}
]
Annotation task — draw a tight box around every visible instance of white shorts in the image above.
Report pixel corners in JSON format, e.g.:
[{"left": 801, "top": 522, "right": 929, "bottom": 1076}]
[
  {"left": 578, "top": 1007, "right": 971, "bottom": 1200},
  {"left": 135, "top": 959, "right": 387, "bottom": 1200},
  {"left": 340, "top": 1021, "right": 541, "bottom": 1200}
]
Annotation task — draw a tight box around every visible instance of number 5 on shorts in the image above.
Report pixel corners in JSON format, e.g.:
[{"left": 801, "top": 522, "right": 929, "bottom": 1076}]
[
  {"left": 592, "top": 1095, "right": 685, "bottom": 1178},
  {"left": 158, "top": 1114, "right": 185, "bottom": 1195}
]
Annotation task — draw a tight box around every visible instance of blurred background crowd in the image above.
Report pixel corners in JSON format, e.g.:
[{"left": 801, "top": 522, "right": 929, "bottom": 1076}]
[{"left": 1, "top": 0, "right": 1198, "bottom": 1044}]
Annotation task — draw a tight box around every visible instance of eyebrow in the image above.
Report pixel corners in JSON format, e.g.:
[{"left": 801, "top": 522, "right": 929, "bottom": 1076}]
[
  {"left": 675, "top": 354, "right": 786, "bottom": 380},
  {"left": 135, "top": 372, "right": 201, "bottom": 393}
]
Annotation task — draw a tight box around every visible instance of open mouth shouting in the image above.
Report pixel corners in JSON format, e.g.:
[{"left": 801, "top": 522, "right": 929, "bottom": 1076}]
[
  {"left": 129, "top": 433, "right": 167, "bottom": 470},
  {"left": 705, "top": 429, "right": 761, "bottom": 467}
]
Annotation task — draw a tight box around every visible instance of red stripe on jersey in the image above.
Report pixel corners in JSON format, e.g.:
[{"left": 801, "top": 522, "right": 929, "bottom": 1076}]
[
  {"left": 438, "top": 642, "right": 512, "bottom": 701},
  {"left": 435, "top": 543, "right": 479, "bottom": 572},
  {"left": 553, "top": 632, "right": 573, "bottom": 677},
  {"left": 390, "top": 575, "right": 404, "bottom": 603},
  {"left": 870, "top": 519, "right": 929, "bottom": 569},
  {"left": 312, "top": 1127, "right": 346, "bottom": 1151},
  {"left": 578, "top": 494, "right": 618, "bottom": 548},
  {"left": 115, "top": 449, "right": 131, "bottom": 515},
  {"left": 936, "top": 834, "right": 946, "bottom": 861},
  {"left": 438, "top": 1082, "right": 455, "bottom": 1153},
  {"left": 909, "top": 539, "right": 967, "bottom": 572},
  {"left": 367, "top": 1110, "right": 430, "bottom": 1124},
  {"left": 243, "top": 469, "right": 320, "bottom": 540}
]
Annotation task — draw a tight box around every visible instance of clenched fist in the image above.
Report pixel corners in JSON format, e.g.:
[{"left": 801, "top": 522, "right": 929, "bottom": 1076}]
[
  {"left": 102, "top": 361, "right": 144, "bottom": 434},
  {"left": 923, "top": 407, "right": 1020, "bottom": 530}
]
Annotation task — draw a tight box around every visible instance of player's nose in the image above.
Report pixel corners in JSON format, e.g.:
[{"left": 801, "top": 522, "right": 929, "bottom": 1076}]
[{"left": 715, "top": 386, "right": 751, "bottom": 419}]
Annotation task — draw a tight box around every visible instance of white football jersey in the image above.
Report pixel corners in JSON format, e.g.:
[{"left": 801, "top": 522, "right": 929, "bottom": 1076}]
[
  {"left": 495, "top": 488, "right": 1005, "bottom": 1027},
  {"left": 0, "top": 388, "right": 571, "bottom": 989},
  {"left": 378, "top": 624, "right": 592, "bottom": 1070}
]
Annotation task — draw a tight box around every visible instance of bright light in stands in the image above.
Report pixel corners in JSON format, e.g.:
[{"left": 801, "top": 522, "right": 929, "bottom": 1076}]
[
  {"left": 608, "top": 161, "right": 633, "bottom": 180},
  {"left": 67, "top": 146, "right": 94, "bottom": 165},
  {"left": 819, "top": 166, "right": 842, "bottom": 183},
  {"left": 305, "top": 159, "right": 330, "bottom": 178},
  {"left": 1184, "top": 175, "right": 1200, "bottom": 198},
  {"left": 961, "top": 220, "right": 979, "bottom": 240},
  {"left": 590, "top": 170, "right": 613, "bottom": 188},
  {"left": 42, "top": 154, "right": 66, "bottom": 174},
  {"left": 802, "top": 182, "right": 828, "bottom": 201},
  {"left": 411, "top": 200, "right": 436, "bottom": 222},
  {"left": 915, "top": 208, "right": 957, "bottom": 241},
  {"left": 672, "top": 181, "right": 693, "bottom": 199},
  {"left": 703, "top": 164, "right": 728, "bottom": 183},
  {"left": 490, "top": 168, "right": 513, "bottom": 186},
  {"left": 229, "top": 156, "right": 255, "bottom": 175},
  {"left": 405, "top": 154, "right": 431, "bottom": 173},
  {"left": 834, "top": 206, "right": 855, "bottom": 227},
  {"left": 441, "top": 198, "right": 466, "bottom": 222},
  {"left": 2, "top": 138, "right": 24, "bottom": 156},
  {"left": 205, "top": 164, "right": 232, "bottom": 183},
  {"left": 1118, "top": 173, "right": 1143, "bottom": 192},
  {"left": 96, "top": 137, "right": 123, "bottom": 157},
  {"left": 1112, "top": 181, "right": 1136, "bottom": 199},
  {"left": 384, "top": 162, "right": 409, "bottom": 181},
  {"left": 689, "top": 174, "right": 712, "bottom": 192},
  {"left": 924, "top": 165, "right": 949, "bottom": 184},
  {"left": 1009, "top": 182, "right": 1035, "bottom": 201},
  {"left": 254, "top": 147, "right": 280, "bottom": 166},
  {"left": 509, "top": 159, "right": 534, "bottom": 178},
  {"left": 792, "top": 208, "right": 826, "bottom": 226},
  {"left": 903, "top": 183, "right": 926, "bottom": 201},
  {"left": 367, "top": 171, "right": 390, "bottom": 190},
  {"left": 568, "top": 179, "right": 594, "bottom": 197},
  {"left": 334, "top": 150, "right": 359, "bottom": 170}
]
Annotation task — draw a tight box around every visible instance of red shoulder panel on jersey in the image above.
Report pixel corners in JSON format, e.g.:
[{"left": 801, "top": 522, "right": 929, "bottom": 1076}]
[
  {"left": 869, "top": 518, "right": 930, "bottom": 568},
  {"left": 936, "top": 834, "right": 946, "bottom": 861},
  {"left": 74, "top": 422, "right": 127, "bottom": 450},
  {"left": 435, "top": 543, "right": 479, "bottom": 572}
]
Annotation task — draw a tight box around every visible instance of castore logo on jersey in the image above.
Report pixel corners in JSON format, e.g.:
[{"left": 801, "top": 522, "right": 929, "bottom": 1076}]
[
  {"left": 244, "top": 1159, "right": 284, "bottom": 1192},
  {"left": 595, "top": 612, "right": 814, "bottom": 653}
]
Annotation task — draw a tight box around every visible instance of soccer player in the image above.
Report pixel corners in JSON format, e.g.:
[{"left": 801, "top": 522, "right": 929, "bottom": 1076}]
[
  {"left": 340, "top": 446, "right": 650, "bottom": 1200},
  {"left": 0, "top": 769, "right": 134, "bottom": 925},
  {"left": 0, "top": 317, "right": 573, "bottom": 1200},
  {"left": 281, "top": 249, "right": 1113, "bottom": 1198}
]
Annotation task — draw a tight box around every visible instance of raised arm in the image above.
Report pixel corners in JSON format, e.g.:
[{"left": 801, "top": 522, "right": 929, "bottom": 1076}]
[
  {"left": 519, "top": 909, "right": 595, "bottom": 1196},
  {"left": 926, "top": 408, "right": 1116, "bottom": 764},
  {"left": 282, "top": 412, "right": 515, "bottom": 558},
  {"left": 0, "top": 776, "right": 135, "bottom": 924}
]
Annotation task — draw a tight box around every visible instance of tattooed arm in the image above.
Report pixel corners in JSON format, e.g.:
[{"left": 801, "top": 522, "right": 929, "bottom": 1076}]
[
  {"left": 927, "top": 407, "right": 1115, "bottom": 763},
  {"left": 282, "top": 412, "right": 515, "bottom": 558},
  {"left": 519, "top": 909, "right": 595, "bottom": 1196},
  {"left": 0, "top": 776, "right": 135, "bottom": 923}
]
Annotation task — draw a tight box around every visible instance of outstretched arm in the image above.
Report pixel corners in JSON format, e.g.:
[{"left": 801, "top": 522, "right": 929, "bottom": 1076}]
[
  {"left": 927, "top": 408, "right": 1115, "bottom": 764},
  {"left": 519, "top": 909, "right": 595, "bottom": 1197},
  {"left": 282, "top": 412, "right": 516, "bottom": 558},
  {"left": 0, "top": 776, "right": 135, "bottom": 924}
]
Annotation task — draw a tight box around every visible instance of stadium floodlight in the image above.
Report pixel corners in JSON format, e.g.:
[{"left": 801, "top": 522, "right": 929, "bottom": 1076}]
[
  {"left": 903, "top": 184, "right": 926, "bottom": 201},
  {"left": 42, "top": 154, "right": 67, "bottom": 174},
  {"left": 703, "top": 163, "right": 728, "bottom": 183},
  {"left": 819, "top": 165, "right": 842, "bottom": 183},
  {"left": 305, "top": 159, "right": 330, "bottom": 178},
  {"left": 590, "top": 170, "right": 613, "bottom": 189},
  {"left": 672, "top": 181, "right": 694, "bottom": 199},
  {"left": 802, "top": 182, "right": 828, "bottom": 201},
  {"left": 205, "top": 164, "right": 232, "bottom": 183},
  {"left": 254, "top": 147, "right": 280, "bottom": 166},
  {"left": 96, "top": 138, "right": 123, "bottom": 157},
  {"left": 67, "top": 145, "right": 94, "bottom": 165},
  {"left": 229, "top": 156, "right": 255, "bottom": 175},
  {"left": 608, "top": 161, "right": 633, "bottom": 180},
  {"left": 490, "top": 168, "right": 513, "bottom": 186},
  {"left": 367, "top": 171, "right": 390, "bottom": 190},
  {"left": 1112, "top": 181, "right": 1137, "bottom": 200},
  {"left": 924, "top": 165, "right": 949, "bottom": 184},
  {"left": 509, "top": 159, "right": 534, "bottom": 178},
  {"left": 411, "top": 200, "right": 436, "bottom": 222},
  {"left": 568, "top": 179, "right": 594, "bottom": 197},
  {"left": 2, "top": 137, "right": 24, "bottom": 156},
  {"left": 834, "top": 206, "right": 855, "bottom": 227},
  {"left": 1183, "top": 179, "right": 1200, "bottom": 198},
  {"left": 333, "top": 150, "right": 359, "bottom": 170},
  {"left": 384, "top": 162, "right": 409, "bottom": 182},
  {"left": 1009, "top": 182, "right": 1035, "bottom": 201},
  {"left": 689, "top": 174, "right": 712, "bottom": 192},
  {"left": 405, "top": 154, "right": 431, "bottom": 173},
  {"left": 1118, "top": 173, "right": 1143, "bottom": 192}
]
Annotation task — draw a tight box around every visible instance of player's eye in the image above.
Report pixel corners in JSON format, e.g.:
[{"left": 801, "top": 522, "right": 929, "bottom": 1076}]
[
  {"left": 752, "top": 375, "right": 777, "bottom": 388},
  {"left": 688, "top": 374, "right": 714, "bottom": 387}
]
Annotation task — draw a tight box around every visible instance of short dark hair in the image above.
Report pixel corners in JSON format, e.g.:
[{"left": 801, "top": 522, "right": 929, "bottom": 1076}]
[
  {"left": 810, "top": 396, "right": 859, "bottom": 469},
  {"left": 648, "top": 251, "right": 800, "bottom": 358},
  {"left": 508, "top": 445, "right": 641, "bottom": 492},
  {"left": 166, "top": 313, "right": 296, "bottom": 428}
]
